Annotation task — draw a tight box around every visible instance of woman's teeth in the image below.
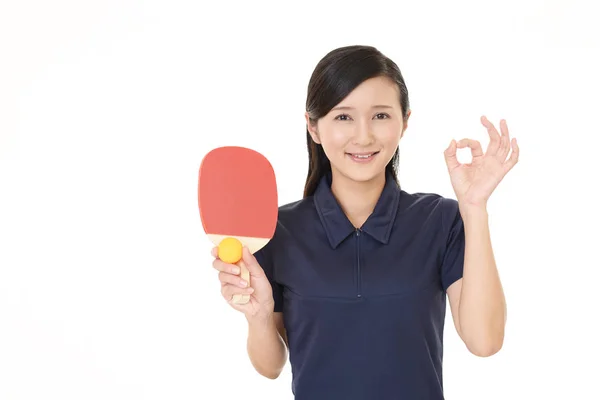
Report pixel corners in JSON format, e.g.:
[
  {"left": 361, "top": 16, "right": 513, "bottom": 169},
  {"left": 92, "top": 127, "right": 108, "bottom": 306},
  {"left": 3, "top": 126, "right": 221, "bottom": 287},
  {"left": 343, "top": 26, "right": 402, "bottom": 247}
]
[{"left": 348, "top": 152, "right": 378, "bottom": 162}]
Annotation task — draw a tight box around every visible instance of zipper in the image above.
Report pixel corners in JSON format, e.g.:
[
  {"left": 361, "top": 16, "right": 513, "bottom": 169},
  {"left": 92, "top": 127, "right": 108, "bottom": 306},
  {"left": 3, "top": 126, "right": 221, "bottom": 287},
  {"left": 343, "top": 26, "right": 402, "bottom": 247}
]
[{"left": 356, "top": 228, "right": 362, "bottom": 298}]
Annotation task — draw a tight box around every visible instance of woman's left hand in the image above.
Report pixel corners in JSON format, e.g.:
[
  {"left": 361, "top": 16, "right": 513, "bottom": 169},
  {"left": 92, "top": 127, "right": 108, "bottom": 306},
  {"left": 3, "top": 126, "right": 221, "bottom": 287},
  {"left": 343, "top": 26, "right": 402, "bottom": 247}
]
[{"left": 443, "top": 116, "right": 519, "bottom": 208}]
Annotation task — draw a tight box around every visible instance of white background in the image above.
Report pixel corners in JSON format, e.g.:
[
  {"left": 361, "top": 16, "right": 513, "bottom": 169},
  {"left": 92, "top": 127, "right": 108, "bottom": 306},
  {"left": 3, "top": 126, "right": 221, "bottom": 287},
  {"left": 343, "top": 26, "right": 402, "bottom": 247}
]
[{"left": 1, "top": 0, "right": 599, "bottom": 399}]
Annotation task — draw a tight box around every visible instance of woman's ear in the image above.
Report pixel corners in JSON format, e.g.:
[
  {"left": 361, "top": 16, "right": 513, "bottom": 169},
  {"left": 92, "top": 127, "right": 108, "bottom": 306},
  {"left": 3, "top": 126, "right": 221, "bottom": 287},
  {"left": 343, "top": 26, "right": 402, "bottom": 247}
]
[
  {"left": 305, "top": 112, "right": 321, "bottom": 144},
  {"left": 400, "top": 109, "right": 411, "bottom": 139}
]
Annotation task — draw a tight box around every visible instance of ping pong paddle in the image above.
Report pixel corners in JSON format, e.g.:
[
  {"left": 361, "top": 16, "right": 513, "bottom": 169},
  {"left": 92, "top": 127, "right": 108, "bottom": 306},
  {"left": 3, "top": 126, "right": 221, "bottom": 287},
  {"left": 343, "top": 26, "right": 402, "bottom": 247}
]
[{"left": 198, "top": 146, "right": 278, "bottom": 305}]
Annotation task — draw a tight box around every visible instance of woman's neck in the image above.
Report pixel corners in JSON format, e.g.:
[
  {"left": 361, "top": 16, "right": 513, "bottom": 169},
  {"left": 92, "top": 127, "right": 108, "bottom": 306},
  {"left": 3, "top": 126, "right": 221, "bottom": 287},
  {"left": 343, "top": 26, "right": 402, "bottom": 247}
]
[{"left": 330, "top": 170, "right": 386, "bottom": 229}]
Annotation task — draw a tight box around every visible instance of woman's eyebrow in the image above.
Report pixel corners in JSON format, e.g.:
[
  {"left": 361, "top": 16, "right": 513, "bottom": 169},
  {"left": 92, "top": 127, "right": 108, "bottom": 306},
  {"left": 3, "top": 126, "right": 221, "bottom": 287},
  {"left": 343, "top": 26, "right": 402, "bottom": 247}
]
[{"left": 331, "top": 105, "right": 393, "bottom": 111}]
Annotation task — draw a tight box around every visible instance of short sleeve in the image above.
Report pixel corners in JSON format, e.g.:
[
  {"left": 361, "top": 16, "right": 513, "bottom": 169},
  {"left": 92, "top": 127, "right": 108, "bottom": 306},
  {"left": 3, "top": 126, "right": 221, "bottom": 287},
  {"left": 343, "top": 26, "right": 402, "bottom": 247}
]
[
  {"left": 254, "top": 245, "right": 284, "bottom": 312},
  {"left": 440, "top": 197, "right": 465, "bottom": 291}
]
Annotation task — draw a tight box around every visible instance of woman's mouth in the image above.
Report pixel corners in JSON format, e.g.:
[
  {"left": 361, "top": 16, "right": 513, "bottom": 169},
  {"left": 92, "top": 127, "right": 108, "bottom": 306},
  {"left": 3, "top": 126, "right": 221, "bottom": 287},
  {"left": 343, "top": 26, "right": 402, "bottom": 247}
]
[{"left": 346, "top": 151, "right": 380, "bottom": 163}]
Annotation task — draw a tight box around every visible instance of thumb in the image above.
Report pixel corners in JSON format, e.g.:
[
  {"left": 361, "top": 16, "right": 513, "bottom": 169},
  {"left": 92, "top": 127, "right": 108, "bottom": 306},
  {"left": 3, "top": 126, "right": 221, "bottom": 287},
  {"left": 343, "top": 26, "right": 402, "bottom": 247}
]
[
  {"left": 241, "top": 246, "right": 265, "bottom": 278},
  {"left": 444, "top": 139, "right": 460, "bottom": 170}
]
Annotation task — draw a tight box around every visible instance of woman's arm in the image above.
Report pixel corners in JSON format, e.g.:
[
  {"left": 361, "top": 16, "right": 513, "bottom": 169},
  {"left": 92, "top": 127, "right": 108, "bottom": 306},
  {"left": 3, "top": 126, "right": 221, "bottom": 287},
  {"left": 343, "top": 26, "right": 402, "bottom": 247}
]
[
  {"left": 443, "top": 117, "right": 518, "bottom": 357},
  {"left": 213, "top": 245, "right": 288, "bottom": 378},
  {"left": 247, "top": 312, "right": 288, "bottom": 379},
  {"left": 447, "top": 205, "right": 506, "bottom": 357}
]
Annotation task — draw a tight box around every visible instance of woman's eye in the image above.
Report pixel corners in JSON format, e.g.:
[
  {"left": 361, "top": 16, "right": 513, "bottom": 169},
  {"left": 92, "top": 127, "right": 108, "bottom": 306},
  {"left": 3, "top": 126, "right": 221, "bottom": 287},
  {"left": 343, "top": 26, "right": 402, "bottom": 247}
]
[{"left": 334, "top": 113, "right": 390, "bottom": 121}]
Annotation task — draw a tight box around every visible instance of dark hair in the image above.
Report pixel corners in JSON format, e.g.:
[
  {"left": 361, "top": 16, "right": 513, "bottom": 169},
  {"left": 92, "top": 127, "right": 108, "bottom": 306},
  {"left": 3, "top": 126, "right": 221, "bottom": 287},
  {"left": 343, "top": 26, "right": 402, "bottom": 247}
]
[{"left": 303, "top": 45, "right": 410, "bottom": 197}]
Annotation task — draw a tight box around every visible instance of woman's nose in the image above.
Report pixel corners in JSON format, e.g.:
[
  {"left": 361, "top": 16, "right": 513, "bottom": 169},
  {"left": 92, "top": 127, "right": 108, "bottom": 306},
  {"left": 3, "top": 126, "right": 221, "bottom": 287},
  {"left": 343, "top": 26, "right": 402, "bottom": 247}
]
[{"left": 352, "top": 121, "right": 374, "bottom": 145}]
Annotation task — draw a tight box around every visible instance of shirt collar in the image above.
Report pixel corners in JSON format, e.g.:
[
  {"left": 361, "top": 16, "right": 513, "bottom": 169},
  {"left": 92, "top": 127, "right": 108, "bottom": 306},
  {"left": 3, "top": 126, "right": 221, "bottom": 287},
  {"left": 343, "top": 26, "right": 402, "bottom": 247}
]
[{"left": 313, "top": 170, "right": 401, "bottom": 248}]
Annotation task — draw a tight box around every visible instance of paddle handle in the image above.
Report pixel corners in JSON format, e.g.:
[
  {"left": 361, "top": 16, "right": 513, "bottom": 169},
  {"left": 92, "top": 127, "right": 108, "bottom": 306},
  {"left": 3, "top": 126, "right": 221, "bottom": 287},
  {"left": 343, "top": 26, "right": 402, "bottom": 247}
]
[{"left": 231, "top": 259, "right": 250, "bottom": 304}]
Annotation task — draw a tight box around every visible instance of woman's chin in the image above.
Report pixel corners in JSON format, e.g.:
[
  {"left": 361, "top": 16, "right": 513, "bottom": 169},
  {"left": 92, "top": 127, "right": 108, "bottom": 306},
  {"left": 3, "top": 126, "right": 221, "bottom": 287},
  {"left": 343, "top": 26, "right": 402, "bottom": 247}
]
[{"left": 334, "top": 163, "right": 387, "bottom": 184}]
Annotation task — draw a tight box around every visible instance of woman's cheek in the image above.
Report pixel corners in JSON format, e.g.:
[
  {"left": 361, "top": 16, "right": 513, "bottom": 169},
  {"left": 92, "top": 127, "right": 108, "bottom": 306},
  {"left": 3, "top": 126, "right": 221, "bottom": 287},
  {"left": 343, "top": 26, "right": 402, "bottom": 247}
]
[{"left": 324, "top": 130, "right": 350, "bottom": 149}]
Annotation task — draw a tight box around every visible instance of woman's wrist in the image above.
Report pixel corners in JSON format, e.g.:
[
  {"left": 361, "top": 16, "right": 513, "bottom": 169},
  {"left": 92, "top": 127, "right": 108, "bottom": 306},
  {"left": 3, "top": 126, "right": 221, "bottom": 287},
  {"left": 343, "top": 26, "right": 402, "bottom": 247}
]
[{"left": 246, "top": 306, "right": 275, "bottom": 329}]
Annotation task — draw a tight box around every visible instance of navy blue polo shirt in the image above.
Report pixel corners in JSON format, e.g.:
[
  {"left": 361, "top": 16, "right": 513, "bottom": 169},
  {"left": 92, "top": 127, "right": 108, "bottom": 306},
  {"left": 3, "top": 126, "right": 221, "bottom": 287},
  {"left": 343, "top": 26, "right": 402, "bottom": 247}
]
[{"left": 255, "top": 170, "right": 465, "bottom": 400}]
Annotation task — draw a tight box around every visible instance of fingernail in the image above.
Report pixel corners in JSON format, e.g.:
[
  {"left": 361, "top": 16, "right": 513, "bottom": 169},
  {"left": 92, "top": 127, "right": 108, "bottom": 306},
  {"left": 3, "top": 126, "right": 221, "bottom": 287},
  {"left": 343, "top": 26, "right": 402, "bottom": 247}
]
[
  {"left": 239, "top": 280, "right": 248, "bottom": 287},
  {"left": 232, "top": 266, "right": 240, "bottom": 274}
]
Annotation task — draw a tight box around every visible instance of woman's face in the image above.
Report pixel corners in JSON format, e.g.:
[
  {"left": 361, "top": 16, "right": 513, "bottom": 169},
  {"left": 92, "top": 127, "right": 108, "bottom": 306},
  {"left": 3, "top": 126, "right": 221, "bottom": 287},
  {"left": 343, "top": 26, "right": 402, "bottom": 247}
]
[{"left": 306, "top": 76, "right": 410, "bottom": 184}]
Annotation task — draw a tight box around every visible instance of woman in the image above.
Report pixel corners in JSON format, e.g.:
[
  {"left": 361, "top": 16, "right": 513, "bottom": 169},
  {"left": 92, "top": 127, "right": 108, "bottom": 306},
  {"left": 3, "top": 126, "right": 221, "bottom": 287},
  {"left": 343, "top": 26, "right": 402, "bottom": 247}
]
[{"left": 211, "top": 45, "right": 519, "bottom": 399}]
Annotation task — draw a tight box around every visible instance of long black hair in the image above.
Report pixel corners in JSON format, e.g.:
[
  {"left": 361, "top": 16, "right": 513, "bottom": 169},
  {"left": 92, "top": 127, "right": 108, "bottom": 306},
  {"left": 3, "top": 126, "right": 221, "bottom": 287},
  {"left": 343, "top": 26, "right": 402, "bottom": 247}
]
[{"left": 303, "top": 45, "right": 410, "bottom": 197}]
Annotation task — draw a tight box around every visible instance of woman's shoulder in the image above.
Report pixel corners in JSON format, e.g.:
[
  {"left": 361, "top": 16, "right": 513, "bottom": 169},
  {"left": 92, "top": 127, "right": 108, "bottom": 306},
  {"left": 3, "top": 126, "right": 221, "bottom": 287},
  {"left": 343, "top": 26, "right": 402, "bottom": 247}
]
[
  {"left": 276, "top": 196, "right": 317, "bottom": 220},
  {"left": 399, "top": 189, "right": 458, "bottom": 212},
  {"left": 255, "top": 197, "right": 316, "bottom": 257},
  {"left": 264, "top": 196, "right": 322, "bottom": 243},
  {"left": 399, "top": 189, "right": 462, "bottom": 237}
]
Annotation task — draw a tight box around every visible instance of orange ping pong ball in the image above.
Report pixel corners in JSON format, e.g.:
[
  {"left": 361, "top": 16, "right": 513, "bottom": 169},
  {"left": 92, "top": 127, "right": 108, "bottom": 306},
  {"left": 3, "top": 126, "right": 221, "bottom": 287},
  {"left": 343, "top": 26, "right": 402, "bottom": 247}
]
[{"left": 218, "top": 237, "right": 243, "bottom": 264}]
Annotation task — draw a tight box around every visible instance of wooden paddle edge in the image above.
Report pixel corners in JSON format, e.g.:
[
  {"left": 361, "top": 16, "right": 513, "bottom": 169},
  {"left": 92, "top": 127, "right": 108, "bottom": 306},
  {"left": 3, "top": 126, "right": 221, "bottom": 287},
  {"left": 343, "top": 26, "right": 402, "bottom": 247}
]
[{"left": 207, "top": 234, "right": 271, "bottom": 254}]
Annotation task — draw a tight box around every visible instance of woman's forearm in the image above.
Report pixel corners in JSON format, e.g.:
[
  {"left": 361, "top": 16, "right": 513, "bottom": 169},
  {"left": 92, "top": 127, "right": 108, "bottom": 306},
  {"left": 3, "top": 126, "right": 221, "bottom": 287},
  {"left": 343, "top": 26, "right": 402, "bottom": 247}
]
[
  {"left": 458, "top": 205, "right": 506, "bottom": 356},
  {"left": 246, "top": 312, "right": 287, "bottom": 379}
]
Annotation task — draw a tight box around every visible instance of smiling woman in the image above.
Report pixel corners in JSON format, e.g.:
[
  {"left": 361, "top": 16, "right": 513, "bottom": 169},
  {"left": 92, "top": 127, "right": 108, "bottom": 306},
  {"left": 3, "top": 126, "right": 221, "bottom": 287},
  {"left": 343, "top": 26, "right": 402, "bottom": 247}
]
[
  {"left": 211, "top": 44, "right": 518, "bottom": 400},
  {"left": 303, "top": 48, "right": 411, "bottom": 199},
  {"left": 306, "top": 76, "right": 409, "bottom": 194}
]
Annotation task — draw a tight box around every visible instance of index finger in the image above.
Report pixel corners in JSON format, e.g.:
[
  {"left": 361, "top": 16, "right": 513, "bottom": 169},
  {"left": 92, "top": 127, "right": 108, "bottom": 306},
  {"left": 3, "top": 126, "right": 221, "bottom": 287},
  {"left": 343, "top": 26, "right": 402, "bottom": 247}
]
[
  {"left": 212, "top": 258, "right": 241, "bottom": 275},
  {"left": 481, "top": 115, "right": 501, "bottom": 153}
]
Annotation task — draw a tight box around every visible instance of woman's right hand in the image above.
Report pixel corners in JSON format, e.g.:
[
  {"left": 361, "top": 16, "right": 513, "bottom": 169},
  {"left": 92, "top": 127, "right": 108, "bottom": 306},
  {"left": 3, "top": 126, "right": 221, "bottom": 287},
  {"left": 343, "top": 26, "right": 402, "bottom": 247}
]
[{"left": 212, "top": 245, "right": 275, "bottom": 321}]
